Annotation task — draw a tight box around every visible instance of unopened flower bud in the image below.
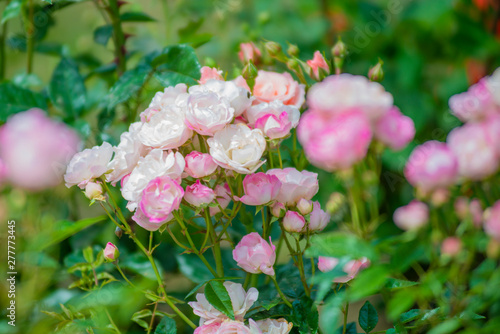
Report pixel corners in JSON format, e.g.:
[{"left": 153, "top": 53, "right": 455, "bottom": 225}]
[
  {"left": 103, "top": 242, "right": 119, "bottom": 262},
  {"left": 242, "top": 62, "right": 258, "bottom": 81},
  {"left": 84, "top": 181, "right": 105, "bottom": 201},
  {"left": 271, "top": 202, "right": 286, "bottom": 218},
  {"left": 441, "top": 237, "right": 462, "bottom": 257},
  {"left": 431, "top": 189, "right": 450, "bottom": 207},
  {"left": 115, "top": 226, "right": 123, "bottom": 238},
  {"left": 286, "top": 58, "right": 300, "bottom": 71},
  {"left": 265, "top": 41, "right": 282, "bottom": 57},
  {"left": 297, "top": 198, "right": 313, "bottom": 215},
  {"left": 283, "top": 211, "right": 305, "bottom": 233},
  {"left": 368, "top": 59, "right": 384, "bottom": 82},
  {"left": 287, "top": 43, "right": 299, "bottom": 57},
  {"left": 326, "top": 192, "right": 346, "bottom": 215},
  {"left": 331, "top": 38, "right": 347, "bottom": 58}
]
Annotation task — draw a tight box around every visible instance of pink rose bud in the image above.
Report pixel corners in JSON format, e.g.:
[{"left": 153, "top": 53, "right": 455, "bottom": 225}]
[
  {"left": 103, "top": 242, "right": 119, "bottom": 262},
  {"left": 185, "top": 180, "right": 216, "bottom": 207},
  {"left": 484, "top": 201, "right": 500, "bottom": 241},
  {"left": 233, "top": 232, "right": 276, "bottom": 276},
  {"left": 297, "top": 198, "right": 313, "bottom": 215},
  {"left": 404, "top": 141, "right": 458, "bottom": 193},
  {"left": 368, "top": 60, "right": 384, "bottom": 82},
  {"left": 374, "top": 107, "right": 415, "bottom": 151},
  {"left": 393, "top": 200, "right": 429, "bottom": 231},
  {"left": 185, "top": 151, "right": 218, "bottom": 179},
  {"left": 455, "top": 197, "right": 469, "bottom": 220},
  {"left": 283, "top": 211, "right": 306, "bottom": 233},
  {"left": 307, "top": 51, "right": 330, "bottom": 80},
  {"left": 309, "top": 201, "right": 330, "bottom": 232},
  {"left": 441, "top": 237, "right": 462, "bottom": 256},
  {"left": 255, "top": 112, "right": 295, "bottom": 140},
  {"left": 266, "top": 168, "right": 319, "bottom": 206},
  {"left": 271, "top": 202, "right": 286, "bottom": 218},
  {"left": 140, "top": 176, "right": 184, "bottom": 223},
  {"left": 238, "top": 42, "right": 261, "bottom": 63},
  {"left": 199, "top": 66, "right": 223, "bottom": 84},
  {"left": 210, "top": 183, "right": 232, "bottom": 216},
  {"left": 84, "top": 181, "right": 105, "bottom": 201},
  {"left": 318, "top": 256, "right": 370, "bottom": 283},
  {"left": 237, "top": 173, "right": 281, "bottom": 206}
]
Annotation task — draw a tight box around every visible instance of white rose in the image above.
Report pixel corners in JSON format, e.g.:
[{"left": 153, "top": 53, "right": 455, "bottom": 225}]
[
  {"left": 185, "top": 91, "right": 234, "bottom": 136},
  {"left": 64, "top": 142, "right": 114, "bottom": 188},
  {"left": 121, "top": 149, "right": 185, "bottom": 211},
  {"left": 207, "top": 124, "right": 266, "bottom": 174},
  {"left": 255, "top": 318, "right": 293, "bottom": 334},
  {"left": 141, "top": 84, "right": 188, "bottom": 122},
  {"left": 189, "top": 79, "right": 252, "bottom": 116}
]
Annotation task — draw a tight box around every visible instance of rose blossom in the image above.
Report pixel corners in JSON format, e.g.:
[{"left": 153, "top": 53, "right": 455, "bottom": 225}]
[
  {"left": 253, "top": 70, "right": 305, "bottom": 108},
  {"left": 239, "top": 42, "right": 261, "bottom": 63},
  {"left": 0, "top": 109, "right": 80, "bottom": 190},
  {"left": 404, "top": 141, "right": 458, "bottom": 192},
  {"left": 139, "top": 175, "right": 184, "bottom": 223},
  {"left": 121, "top": 149, "right": 185, "bottom": 211},
  {"left": 184, "top": 180, "right": 216, "bottom": 207},
  {"left": 210, "top": 183, "right": 232, "bottom": 216},
  {"left": 132, "top": 206, "right": 173, "bottom": 231},
  {"left": 271, "top": 202, "right": 286, "bottom": 218},
  {"left": 237, "top": 173, "right": 281, "bottom": 206},
  {"left": 393, "top": 200, "right": 429, "bottom": 230},
  {"left": 140, "top": 84, "right": 188, "bottom": 122},
  {"left": 0, "top": 159, "right": 7, "bottom": 186},
  {"left": 296, "top": 198, "right": 313, "bottom": 215},
  {"left": 208, "top": 124, "right": 266, "bottom": 174},
  {"left": 185, "top": 91, "right": 234, "bottom": 136},
  {"left": 447, "top": 122, "right": 499, "bottom": 180},
  {"left": 216, "top": 321, "right": 253, "bottom": 333},
  {"left": 485, "top": 115, "right": 500, "bottom": 156},
  {"left": 309, "top": 201, "right": 330, "bottom": 232},
  {"left": 246, "top": 101, "right": 300, "bottom": 139},
  {"left": 189, "top": 281, "right": 258, "bottom": 325},
  {"left": 190, "top": 80, "right": 252, "bottom": 117},
  {"left": 441, "top": 237, "right": 462, "bottom": 256},
  {"left": 266, "top": 168, "right": 318, "bottom": 206},
  {"left": 185, "top": 151, "right": 218, "bottom": 178},
  {"left": 374, "top": 107, "right": 415, "bottom": 151},
  {"left": 254, "top": 318, "right": 293, "bottom": 334},
  {"left": 449, "top": 78, "right": 498, "bottom": 123},
  {"left": 318, "top": 257, "right": 370, "bottom": 283},
  {"left": 307, "top": 51, "right": 329, "bottom": 80},
  {"left": 282, "top": 211, "right": 306, "bottom": 232},
  {"left": 103, "top": 242, "right": 119, "bottom": 262},
  {"left": 306, "top": 74, "right": 393, "bottom": 120},
  {"left": 233, "top": 232, "right": 276, "bottom": 276},
  {"left": 194, "top": 322, "right": 221, "bottom": 334},
  {"left": 199, "top": 66, "right": 224, "bottom": 84},
  {"left": 298, "top": 110, "right": 372, "bottom": 171},
  {"left": 65, "top": 141, "right": 113, "bottom": 188},
  {"left": 84, "top": 181, "right": 105, "bottom": 201},
  {"left": 484, "top": 201, "right": 500, "bottom": 241}
]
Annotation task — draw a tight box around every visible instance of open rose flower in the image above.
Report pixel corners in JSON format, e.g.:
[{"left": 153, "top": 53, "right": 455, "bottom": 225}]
[
  {"left": 266, "top": 168, "right": 318, "bottom": 206},
  {"left": 254, "top": 318, "right": 293, "bottom": 334},
  {"left": 185, "top": 151, "right": 218, "bottom": 178},
  {"left": 185, "top": 91, "right": 235, "bottom": 136},
  {"left": 184, "top": 180, "right": 216, "bottom": 207},
  {"left": 139, "top": 175, "right": 184, "bottom": 223},
  {"left": 236, "top": 173, "right": 281, "bottom": 206},
  {"left": 65, "top": 141, "right": 113, "bottom": 188},
  {"left": 253, "top": 70, "right": 305, "bottom": 108},
  {"left": 393, "top": 200, "right": 429, "bottom": 231},
  {"left": 190, "top": 80, "right": 252, "bottom": 117},
  {"left": 374, "top": 107, "right": 415, "bottom": 151},
  {"left": 140, "top": 84, "right": 188, "bottom": 122},
  {"left": 233, "top": 233, "right": 276, "bottom": 276}
]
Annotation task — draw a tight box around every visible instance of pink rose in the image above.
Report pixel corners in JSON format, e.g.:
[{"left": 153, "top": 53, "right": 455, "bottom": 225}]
[
  {"left": 404, "top": 141, "right": 458, "bottom": 193},
  {"left": 185, "top": 180, "right": 216, "bottom": 207},
  {"left": 194, "top": 322, "right": 221, "bottom": 334},
  {"left": 441, "top": 237, "right": 462, "bottom": 256},
  {"left": 318, "top": 256, "right": 370, "bottom": 283},
  {"left": 233, "top": 232, "right": 276, "bottom": 276},
  {"left": 0, "top": 159, "right": 7, "bottom": 186},
  {"left": 132, "top": 206, "right": 173, "bottom": 231},
  {"left": 393, "top": 200, "right": 429, "bottom": 231},
  {"left": 185, "top": 151, "right": 218, "bottom": 178},
  {"left": 485, "top": 115, "right": 500, "bottom": 156},
  {"left": 470, "top": 199, "right": 484, "bottom": 227},
  {"left": 254, "top": 112, "right": 294, "bottom": 140},
  {"left": 186, "top": 92, "right": 234, "bottom": 136},
  {"left": 237, "top": 173, "right": 281, "bottom": 206},
  {"left": 232, "top": 76, "right": 251, "bottom": 92},
  {"left": 210, "top": 183, "right": 232, "bottom": 216},
  {"left": 103, "top": 242, "right": 120, "bottom": 262},
  {"left": 139, "top": 175, "right": 184, "bottom": 223},
  {"left": 84, "top": 181, "right": 105, "bottom": 201},
  {"left": 374, "top": 107, "right": 415, "bottom": 151},
  {"left": 238, "top": 42, "right": 261, "bottom": 63},
  {"left": 283, "top": 211, "right": 306, "bottom": 232},
  {"left": 199, "top": 66, "right": 224, "bottom": 84},
  {"left": 484, "top": 201, "right": 500, "bottom": 241},
  {"left": 296, "top": 198, "right": 313, "bottom": 215},
  {"left": 266, "top": 168, "right": 318, "bottom": 206},
  {"left": 253, "top": 70, "right": 305, "bottom": 108},
  {"left": 309, "top": 201, "right": 330, "bottom": 232},
  {"left": 254, "top": 318, "right": 293, "bottom": 334},
  {"left": 449, "top": 79, "right": 497, "bottom": 122},
  {"left": 307, "top": 51, "right": 329, "bottom": 80},
  {"left": 0, "top": 109, "right": 80, "bottom": 190},
  {"left": 216, "top": 320, "right": 252, "bottom": 333}
]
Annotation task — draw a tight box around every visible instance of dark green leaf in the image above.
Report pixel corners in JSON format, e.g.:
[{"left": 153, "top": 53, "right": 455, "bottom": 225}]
[
  {"left": 104, "top": 64, "right": 151, "bottom": 110},
  {"left": 185, "top": 277, "right": 243, "bottom": 300},
  {"left": 400, "top": 309, "right": 421, "bottom": 323},
  {"left": 132, "top": 309, "right": 152, "bottom": 329},
  {"left": 154, "top": 316, "right": 177, "bottom": 334},
  {"left": 0, "top": 82, "right": 47, "bottom": 121},
  {"left": 49, "top": 58, "right": 86, "bottom": 119},
  {"left": 93, "top": 25, "right": 113, "bottom": 46},
  {"left": 305, "top": 232, "right": 376, "bottom": 260},
  {"left": 204, "top": 280, "right": 234, "bottom": 320},
  {"left": 387, "top": 289, "right": 416, "bottom": 321},
  {"left": 1, "top": 0, "right": 23, "bottom": 24},
  {"left": 120, "top": 12, "right": 155, "bottom": 22},
  {"left": 335, "top": 322, "right": 357, "bottom": 334},
  {"left": 153, "top": 45, "right": 201, "bottom": 86},
  {"left": 359, "top": 301, "right": 378, "bottom": 333},
  {"left": 292, "top": 298, "right": 319, "bottom": 334}
]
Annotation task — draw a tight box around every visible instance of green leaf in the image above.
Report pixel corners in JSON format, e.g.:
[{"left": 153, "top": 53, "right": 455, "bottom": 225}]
[
  {"left": 120, "top": 11, "right": 155, "bottom": 22},
  {"left": 93, "top": 25, "right": 113, "bottom": 45},
  {"left": 359, "top": 301, "right": 378, "bottom": 333},
  {"left": 49, "top": 58, "right": 86, "bottom": 119},
  {"left": 0, "top": 82, "right": 47, "bottom": 121},
  {"left": 153, "top": 45, "right": 201, "bottom": 86},
  {"left": 305, "top": 232, "right": 376, "bottom": 260},
  {"left": 204, "top": 280, "right": 234, "bottom": 320},
  {"left": 105, "top": 64, "right": 151, "bottom": 110},
  {"left": 42, "top": 0, "right": 53, "bottom": 3},
  {"left": 154, "top": 316, "right": 177, "bottom": 334},
  {"left": 1, "top": 0, "right": 23, "bottom": 24},
  {"left": 400, "top": 309, "right": 421, "bottom": 323},
  {"left": 335, "top": 322, "right": 357, "bottom": 334},
  {"left": 320, "top": 293, "right": 344, "bottom": 332},
  {"left": 120, "top": 253, "right": 160, "bottom": 281},
  {"left": 184, "top": 277, "right": 243, "bottom": 300},
  {"left": 427, "top": 319, "right": 460, "bottom": 334},
  {"left": 385, "top": 278, "right": 419, "bottom": 290},
  {"left": 292, "top": 298, "right": 319, "bottom": 334},
  {"left": 347, "top": 266, "right": 389, "bottom": 301},
  {"left": 132, "top": 309, "right": 152, "bottom": 329},
  {"left": 387, "top": 289, "right": 416, "bottom": 321},
  {"left": 82, "top": 246, "right": 94, "bottom": 264}
]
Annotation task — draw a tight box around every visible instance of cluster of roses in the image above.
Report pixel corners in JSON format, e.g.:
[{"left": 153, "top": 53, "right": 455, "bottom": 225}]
[{"left": 392, "top": 68, "right": 500, "bottom": 252}]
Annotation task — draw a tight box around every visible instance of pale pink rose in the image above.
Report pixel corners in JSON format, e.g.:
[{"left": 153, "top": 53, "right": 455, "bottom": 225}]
[
  {"left": 185, "top": 180, "right": 216, "bottom": 207},
  {"left": 296, "top": 198, "right": 313, "bottom": 215},
  {"left": 441, "top": 237, "right": 462, "bottom": 256},
  {"left": 64, "top": 142, "right": 113, "bottom": 189},
  {"left": 194, "top": 322, "right": 221, "bottom": 334},
  {"left": 449, "top": 79, "right": 498, "bottom": 122},
  {"left": 309, "top": 201, "right": 330, "bottom": 232},
  {"left": 186, "top": 92, "right": 234, "bottom": 136},
  {"left": 253, "top": 70, "right": 305, "bottom": 108},
  {"left": 132, "top": 206, "right": 173, "bottom": 231},
  {"left": 307, "top": 51, "right": 329, "bottom": 80},
  {"left": 140, "top": 175, "right": 184, "bottom": 223},
  {"left": 245, "top": 101, "right": 300, "bottom": 133},
  {"left": 454, "top": 197, "right": 483, "bottom": 227},
  {"left": 207, "top": 124, "right": 266, "bottom": 174},
  {"left": 233, "top": 232, "right": 276, "bottom": 276},
  {"left": 233, "top": 76, "right": 251, "bottom": 92},
  {"left": 210, "top": 183, "right": 232, "bottom": 216},
  {"left": 447, "top": 122, "right": 499, "bottom": 180},
  {"left": 306, "top": 74, "right": 393, "bottom": 120},
  {"left": 189, "top": 282, "right": 258, "bottom": 325},
  {"left": 266, "top": 168, "right": 318, "bottom": 206},
  {"left": 282, "top": 211, "right": 306, "bottom": 232},
  {"left": 485, "top": 201, "right": 500, "bottom": 241},
  {"left": 485, "top": 114, "right": 500, "bottom": 157},
  {"left": 271, "top": 202, "right": 286, "bottom": 218},
  {"left": 0, "top": 109, "right": 80, "bottom": 190},
  {"left": 298, "top": 110, "right": 372, "bottom": 171},
  {"left": 254, "top": 318, "right": 293, "bottom": 334},
  {"left": 185, "top": 151, "right": 218, "bottom": 178},
  {"left": 237, "top": 173, "right": 281, "bottom": 206},
  {"left": 454, "top": 197, "right": 469, "bottom": 220},
  {"left": 374, "top": 107, "right": 415, "bottom": 151},
  {"left": 0, "top": 159, "right": 7, "bottom": 186},
  {"left": 255, "top": 112, "right": 295, "bottom": 140},
  {"left": 190, "top": 80, "right": 252, "bottom": 117},
  {"left": 318, "top": 257, "right": 370, "bottom": 283},
  {"left": 103, "top": 242, "right": 119, "bottom": 262},
  {"left": 84, "top": 181, "right": 105, "bottom": 201},
  {"left": 296, "top": 110, "right": 328, "bottom": 145},
  {"left": 216, "top": 320, "right": 252, "bottom": 333},
  {"left": 199, "top": 66, "right": 224, "bottom": 84},
  {"left": 140, "top": 84, "right": 188, "bottom": 122},
  {"left": 239, "top": 42, "right": 261, "bottom": 63},
  {"left": 393, "top": 200, "right": 429, "bottom": 230},
  {"left": 404, "top": 141, "right": 458, "bottom": 192}
]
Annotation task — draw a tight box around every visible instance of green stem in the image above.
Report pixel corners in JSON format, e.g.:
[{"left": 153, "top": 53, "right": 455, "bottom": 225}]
[
  {"left": 115, "top": 262, "right": 136, "bottom": 288},
  {"left": 204, "top": 209, "right": 224, "bottom": 277},
  {"left": 294, "top": 237, "right": 311, "bottom": 297},
  {"left": 105, "top": 308, "right": 121, "bottom": 334},
  {"left": 25, "top": 0, "right": 35, "bottom": 74},
  {"left": 271, "top": 276, "right": 293, "bottom": 308},
  {"left": 342, "top": 302, "right": 349, "bottom": 334},
  {"left": 0, "top": 0, "right": 8, "bottom": 80},
  {"left": 267, "top": 150, "right": 274, "bottom": 169},
  {"left": 277, "top": 147, "right": 283, "bottom": 169},
  {"left": 146, "top": 302, "right": 158, "bottom": 334},
  {"left": 107, "top": 0, "right": 126, "bottom": 75}
]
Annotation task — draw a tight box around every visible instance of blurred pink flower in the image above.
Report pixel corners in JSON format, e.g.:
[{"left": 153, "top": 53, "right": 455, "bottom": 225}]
[
  {"left": 266, "top": 168, "right": 318, "bottom": 206},
  {"left": 374, "top": 107, "right": 415, "bottom": 151},
  {"left": 393, "top": 200, "right": 429, "bottom": 231},
  {"left": 449, "top": 78, "right": 498, "bottom": 123},
  {"left": 253, "top": 70, "right": 305, "bottom": 108},
  {"left": 185, "top": 180, "right": 216, "bottom": 207},
  {"left": 441, "top": 237, "right": 462, "bottom": 256},
  {"left": 238, "top": 42, "right": 261, "bottom": 64},
  {"left": 484, "top": 201, "right": 500, "bottom": 241},
  {"left": 185, "top": 151, "right": 218, "bottom": 179},
  {"left": 233, "top": 232, "right": 276, "bottom": 276},
  {"left": 318, "top": 257, "right": 370, "bottom": 283},
  {"left": 140, "top": 175, "right": 184, "bottom": 223},
  {"left": 283, "top": 211, "right": 306, "bottom": 232},
  {"left": 237, "top": 173, "right": 281, "bottom": 206},
  {"left": 199, "top": 66, "right": 224, "bottom": 84},
  {"left": 307, "top": 51, "right": 329, "bottom": 80},
  {"left": 309, "top": 201, "right": 330, "bottom": 232},
  {"left": 210, "top": 183, "right": 232, "bottom": 216}
]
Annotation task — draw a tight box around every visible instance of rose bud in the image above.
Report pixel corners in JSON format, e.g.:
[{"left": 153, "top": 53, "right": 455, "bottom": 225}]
[
  {"left": 271, "top": 202, "right": 286, "bottom": 218},
  {"left": 233, "top": 232, "right": 276, "bottom": 276},
  {"left": 103, "top": 242, "right": 119, "bottom": 262},
  {"left": 393, "top": 200, "right": 429, "bottom": 231},
  {"left": 185, "top": 180, "right": 216, "bottom": 207},
  {"left": 441, "top": 237, "right": 462, "bottom": 257},
  {"left": 309, "top": 201, "right": 330, "bottom": 232},
  {"left": 297, "top": 198, "right": 313, "bottom": 215},
  {"left": 84, "top": 181, "right": 105, "bottom": 202},
  {"left": 283, "top": 211, "right": 306, "bottom": 233}
]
